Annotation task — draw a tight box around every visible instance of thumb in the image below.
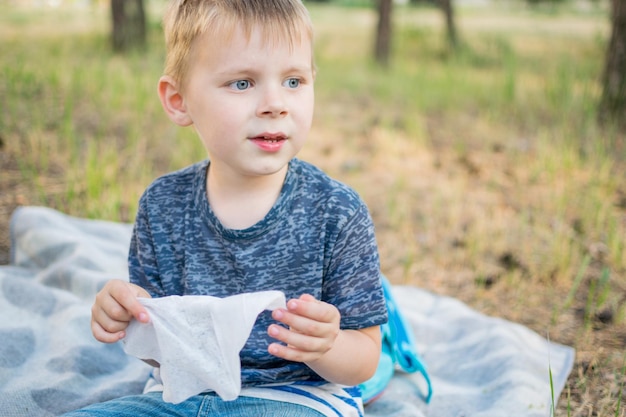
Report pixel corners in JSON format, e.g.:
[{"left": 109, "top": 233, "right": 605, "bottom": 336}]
[{"left": 117, "top": 283, "right": 151, "bottom": 323}]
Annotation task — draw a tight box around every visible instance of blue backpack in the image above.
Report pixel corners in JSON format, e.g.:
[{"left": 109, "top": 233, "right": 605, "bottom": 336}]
[{"left": 359, "top": 277, "right": 433, "bottom": 404}]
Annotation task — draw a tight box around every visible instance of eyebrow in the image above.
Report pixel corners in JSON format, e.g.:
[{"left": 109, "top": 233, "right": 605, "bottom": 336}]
[
  {"left": 282, "top": 65, "right": 314, "bottom": 75},
  {"left": 216, "top": 64, "right": 313, "bottom": 77}
]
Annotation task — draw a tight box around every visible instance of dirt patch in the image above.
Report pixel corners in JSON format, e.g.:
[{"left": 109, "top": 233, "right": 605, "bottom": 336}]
[{"left": 0, "top": 146, "right": 25, "bottom": 265}]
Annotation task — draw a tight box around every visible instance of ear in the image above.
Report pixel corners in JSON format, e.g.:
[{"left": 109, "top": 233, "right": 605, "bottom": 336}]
[{"left": 158, "top": 75, "right": 192, "bottom": 126}]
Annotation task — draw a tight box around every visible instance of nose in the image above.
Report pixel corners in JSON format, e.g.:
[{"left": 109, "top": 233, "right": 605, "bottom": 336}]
[{"left": 256, "top": 85, "right": 288, "bottom": 118}]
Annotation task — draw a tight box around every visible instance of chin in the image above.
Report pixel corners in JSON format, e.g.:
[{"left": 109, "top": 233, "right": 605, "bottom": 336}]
[{"left": 252, "top": 160, "right": 290, "bottom": 177}]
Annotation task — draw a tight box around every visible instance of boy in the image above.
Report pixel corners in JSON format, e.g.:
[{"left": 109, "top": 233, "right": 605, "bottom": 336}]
[{"left": 67, "top": 0, "right": 388, "bottom": 415}]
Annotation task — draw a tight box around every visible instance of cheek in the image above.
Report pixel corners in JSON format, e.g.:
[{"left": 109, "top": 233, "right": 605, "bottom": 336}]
[
  {"left": 204, "top": 102, "right": 244, "bottom": 134},
  {"left": 293, "top": 92, "right": 315, "bottom": 125},
  {"left": 198, "top": 132, "right": 236, "bottom": 161},
  {"left": 195, "top": 110, "right": 241, "bottom": 154},
  {"left": 303, "top": 104, "right": 315, "bottom": 131}
]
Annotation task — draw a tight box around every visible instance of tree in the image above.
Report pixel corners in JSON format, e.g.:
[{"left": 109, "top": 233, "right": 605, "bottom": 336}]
[
  {"left": 374, "top": 0, "right": 393, "bottom": 67},
  {"left": 111, "top": 0, "right": 147, "bottom": 52},
  {"left": 438, "top": 0, "right": 458, "bottom": 49},
  {"left": 375, "top": 0, "right": 458, "bottom": 66},
  {"left": 599, "top": 0, "right": 626, "bottom": 127}
]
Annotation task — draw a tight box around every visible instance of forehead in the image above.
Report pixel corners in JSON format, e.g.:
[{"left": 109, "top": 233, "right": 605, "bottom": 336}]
[{"left": 191, "top": 22, "right": 313, "bottom": 65}]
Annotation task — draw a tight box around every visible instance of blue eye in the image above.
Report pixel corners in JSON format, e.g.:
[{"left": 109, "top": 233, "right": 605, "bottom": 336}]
[
  {"left": 284, "top": 78, "right": 300, "bottom": 88},
  {"left": 230, "top": 80, "right": 250, "bottom": 90}
]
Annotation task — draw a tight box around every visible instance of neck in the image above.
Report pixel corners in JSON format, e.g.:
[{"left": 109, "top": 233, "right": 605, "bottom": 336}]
[{"left": 206, "top": 164, "right": 288, "bottom": 230}]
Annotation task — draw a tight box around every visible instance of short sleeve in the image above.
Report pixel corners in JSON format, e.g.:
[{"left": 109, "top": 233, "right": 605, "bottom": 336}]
[
  {"left": 128, "top": 194, "right": 166, "bottom": 298},
  {"left": 323, "top": 201, "right": 388, "bottom": 330}
]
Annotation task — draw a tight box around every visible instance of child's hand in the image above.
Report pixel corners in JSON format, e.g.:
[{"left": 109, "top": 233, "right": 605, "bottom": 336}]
[
  {"left": 91, "top": 279, "right": 151, "bottom": 343},
  {"left": 268, "top": 293, "right": 381, "bottom": 385},
  {"left": 268, "top": 294, "right": 340, "bottom": 363}
]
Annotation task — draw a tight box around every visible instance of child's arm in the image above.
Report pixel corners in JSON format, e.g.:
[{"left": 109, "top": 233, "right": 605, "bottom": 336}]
[
  {"left": 268, "top": 294, "right": 381, "bottom": 386},
  {"left": 91, "top": 279, "right": 151, "bottom": 343}
]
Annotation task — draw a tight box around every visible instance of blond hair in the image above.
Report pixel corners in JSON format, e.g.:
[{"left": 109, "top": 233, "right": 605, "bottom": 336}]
[{"left": 162, "top": 0, "right": 314, "bottom": 86}]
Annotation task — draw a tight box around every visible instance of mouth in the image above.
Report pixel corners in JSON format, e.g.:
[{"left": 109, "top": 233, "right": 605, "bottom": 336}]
[
  {"left": 251, "top": 133, "right": 287, "bottom": 142},
  {"left": 249, "top": 133, "right": 288, "bottom": 152}
]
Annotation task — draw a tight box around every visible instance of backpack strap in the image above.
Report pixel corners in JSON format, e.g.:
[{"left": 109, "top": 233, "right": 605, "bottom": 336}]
[{"left": 359, "top": 276, "right": 433, "bottom": 404}]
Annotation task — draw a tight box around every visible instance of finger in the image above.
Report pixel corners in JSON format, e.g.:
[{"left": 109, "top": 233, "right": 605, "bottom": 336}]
[
  {"left": 298, "top": 293, "right": 318, "bottom": 302},
  {"left": 94, "top": 290, "right": 132, "bottom": 322},
  {"left": 102, "top": 280, "right": 150, "bottom": 323},
  {"left": 91, "top": 315, "right": 125, "bottom": 343},
  {"left": 268, "top": 342, "right": 319, "bottom": 363},
  {"left": 295, "top": 296, "right": 338, "bottom": 323},
  {"left": 91, "top": 281, "right": 150, "bottom": 342},
  {"left": 91, "top": 299, "right": 135, "bottom": 335},
  {"left": 283, "top": 297, "right": 339, "bottom": 328},
  {"left": 272, "top": 307, "right": 327, "bottom": 338},
  {"left": 91, "top": 303, "right": 119, "bottom": 332},
  {"left": 268, "top": 324, "right": 327, "bottom": 353},
  {"left": 109, "top": 281, "right": 150, "bottom": 323}
]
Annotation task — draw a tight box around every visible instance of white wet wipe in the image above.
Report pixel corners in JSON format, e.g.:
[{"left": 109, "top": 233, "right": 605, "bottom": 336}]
[{"left": 122, "top": 291, "right": 286, "bottom": 404}]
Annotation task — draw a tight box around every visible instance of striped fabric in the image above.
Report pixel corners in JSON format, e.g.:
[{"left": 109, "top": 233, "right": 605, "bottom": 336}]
[
  {"left": 143, "top": 371, "right": 365, "bottom": 416},
  {"left": 241, "top": 382, "right": 364, "bottom": 417}
]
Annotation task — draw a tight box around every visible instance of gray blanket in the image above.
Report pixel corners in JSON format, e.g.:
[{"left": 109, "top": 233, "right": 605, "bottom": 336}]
[{"left": 0, "top": 206, "right": 575, "bottom": 416}]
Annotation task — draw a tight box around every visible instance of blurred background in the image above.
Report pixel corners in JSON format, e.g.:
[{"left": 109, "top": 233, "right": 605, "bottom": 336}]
[{"left": 0, "top": 0, "right": 624, "bottom": 414}]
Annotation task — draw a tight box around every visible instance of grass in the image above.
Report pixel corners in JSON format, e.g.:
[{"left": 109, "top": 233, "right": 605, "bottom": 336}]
[
  {"left": 0, "top": 1, "right": 625, "bottom": 415},
  {"left": 616, "top": 355, "right": 625, "bottom": 416}
]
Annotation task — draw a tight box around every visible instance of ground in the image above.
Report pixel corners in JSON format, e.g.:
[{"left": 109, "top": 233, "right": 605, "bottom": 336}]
[
  {"left": 0, "top": 3, "right": 624, "bottom": 414},
  {"left": 2, "top": 123, "right": 625, "bottom": 415},
  {"left": 0, "top": 143, "right": 21, "bottom": 265}
]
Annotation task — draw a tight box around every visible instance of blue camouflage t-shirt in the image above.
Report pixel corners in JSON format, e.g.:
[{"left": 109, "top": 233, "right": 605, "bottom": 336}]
[{"left": 128, "top": 158, "right": 388, "bottom": 386}]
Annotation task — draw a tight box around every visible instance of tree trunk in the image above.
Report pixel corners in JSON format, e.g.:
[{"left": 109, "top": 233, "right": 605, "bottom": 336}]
[
  {"left": 599, "top": 0, "right": 626, "bottom": 127},
  {"left": 438, "top": 0, "right": 458, "bottom": 49},
  {"left": 374, "top": 0, "right": 393, "bottom": 67},
  {"left": 111, "top": 0, "right": 146, "bottom": 52}
]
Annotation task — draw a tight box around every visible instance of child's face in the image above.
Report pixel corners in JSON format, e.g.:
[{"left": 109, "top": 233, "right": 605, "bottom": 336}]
[{"left": 182, "top": 24, "right": 315, "bottom": 179}]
